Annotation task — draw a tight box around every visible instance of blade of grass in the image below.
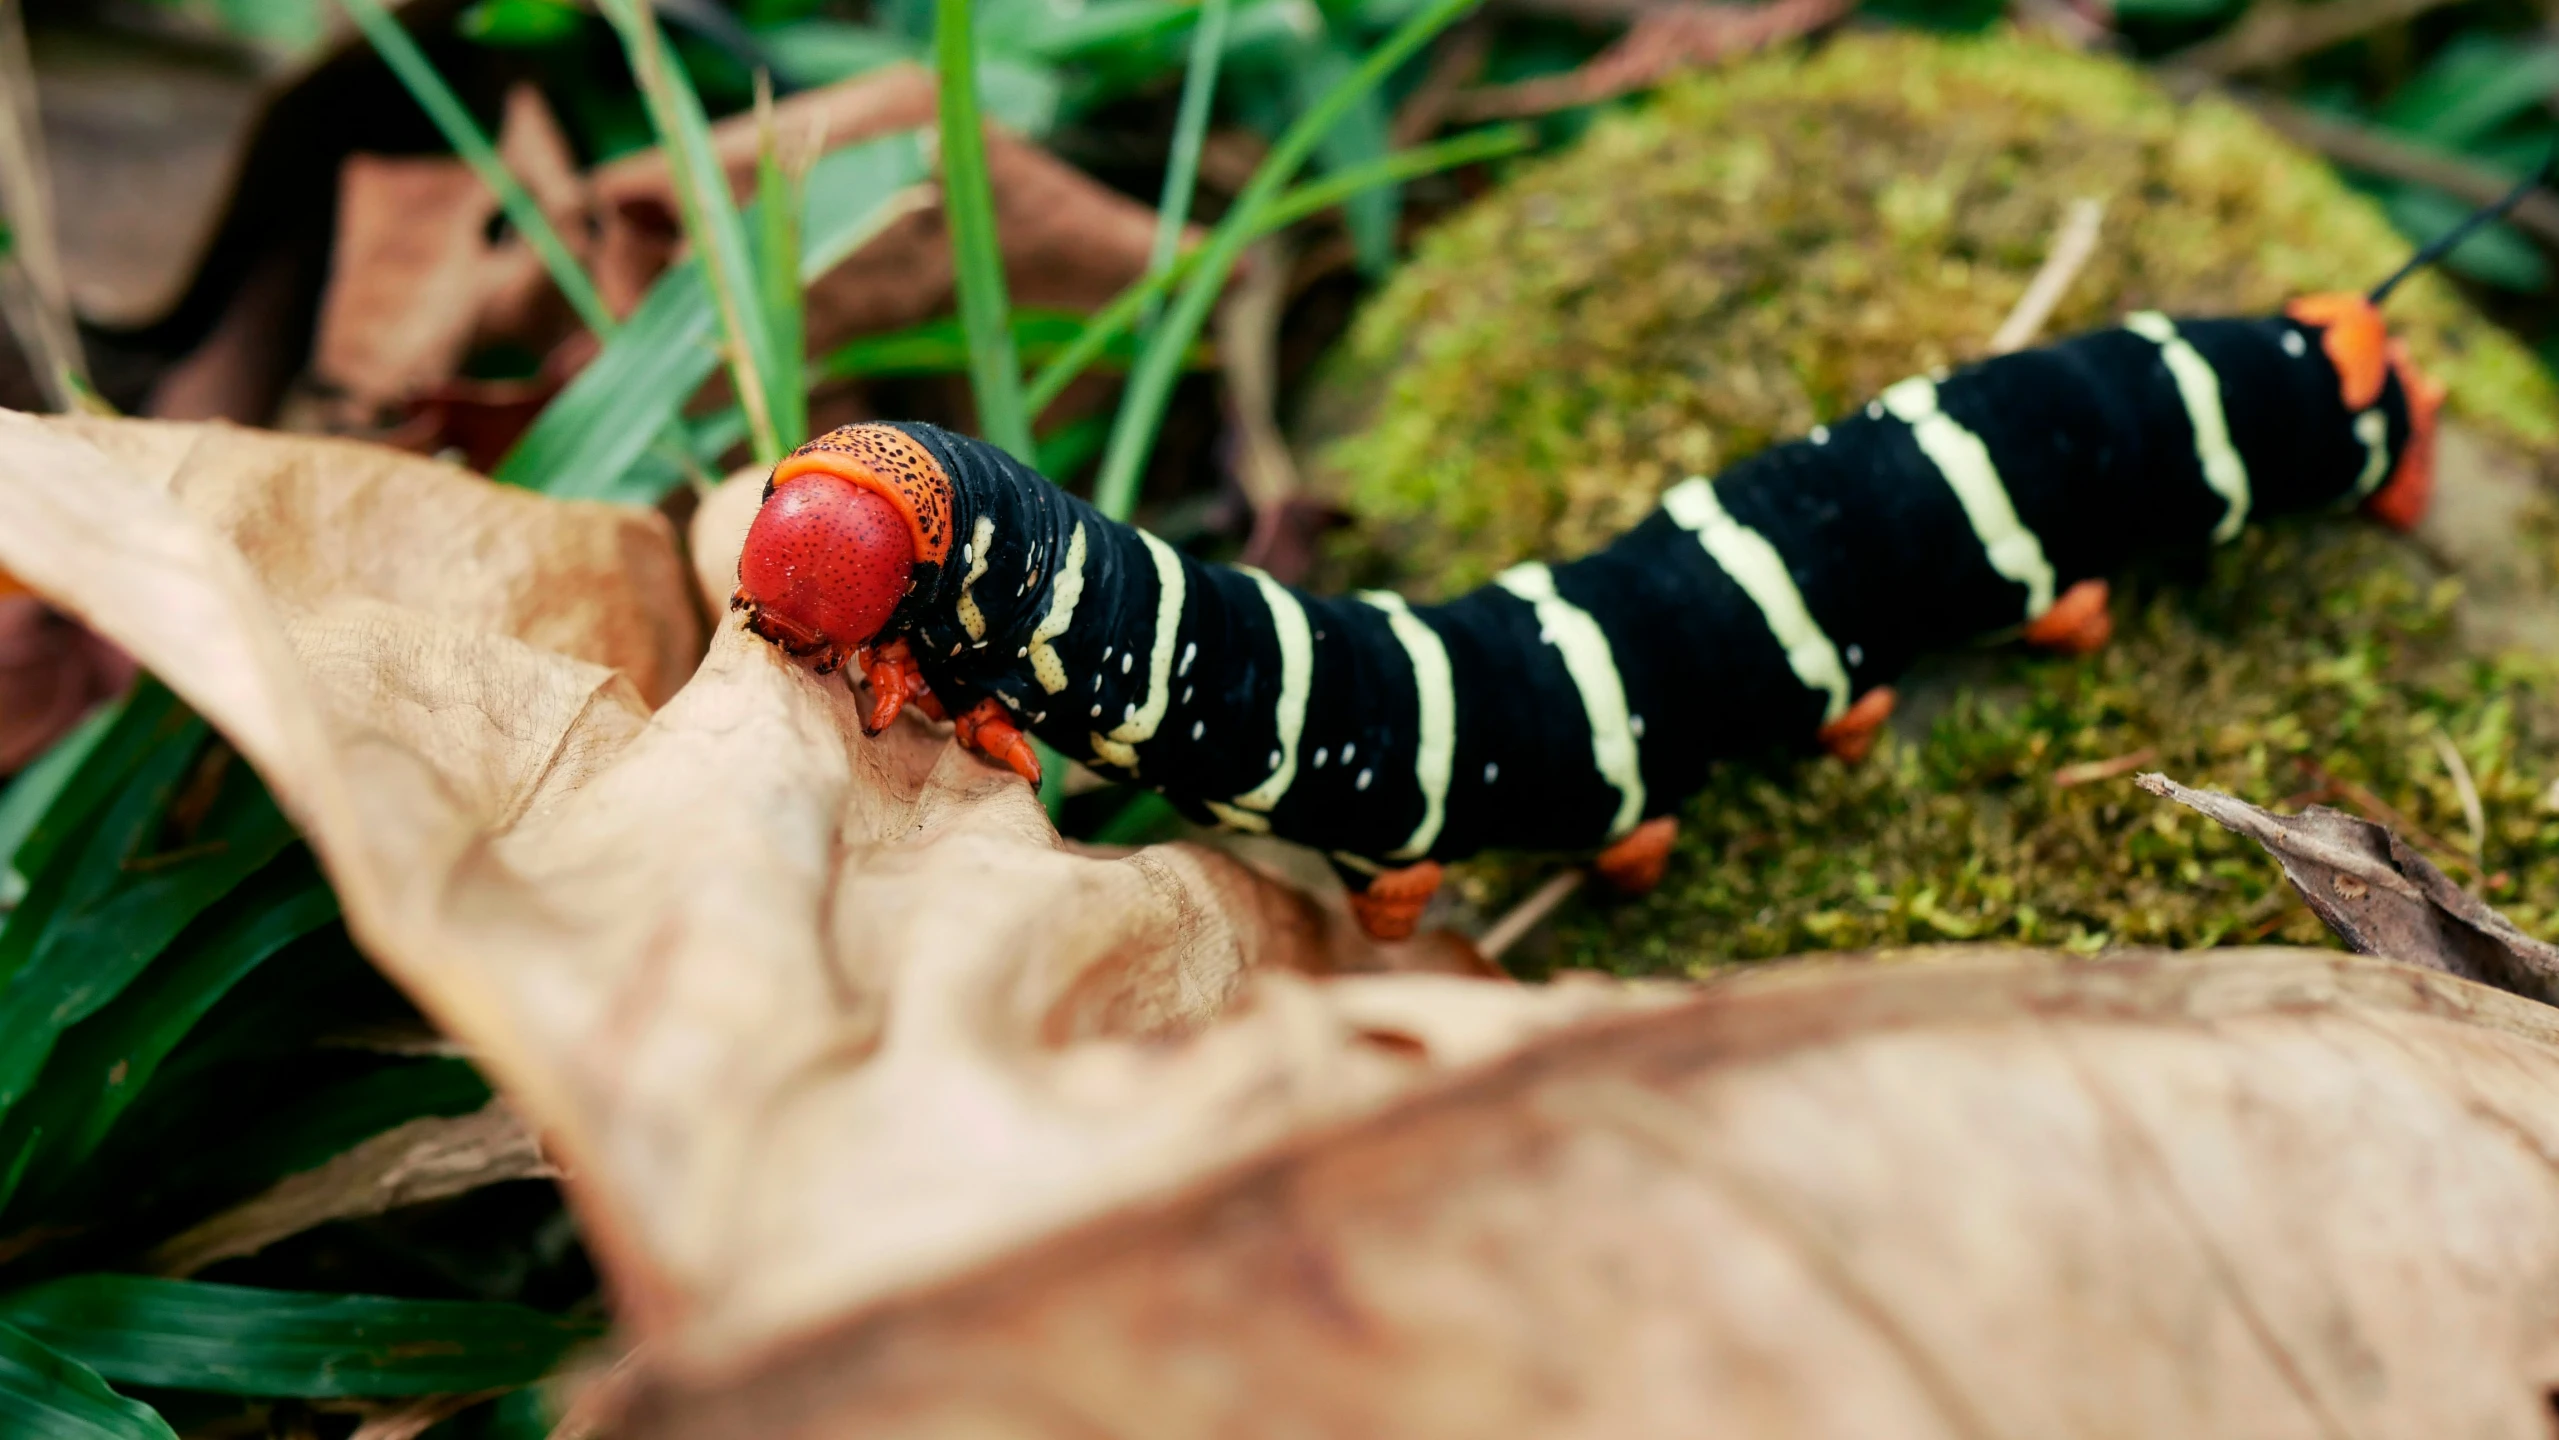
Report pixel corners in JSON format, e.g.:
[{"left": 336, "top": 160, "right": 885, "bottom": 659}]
[
  {"left": 1092, "top": 0, "right": 1480, "bottom": 519},
  {"left": 752, "top": 72, "right": 811, "bottom": 450},
  {"left": 596, "top": 0, "right": 787, "bottom": 464},
  {"left": 1294, "top": 33, "right": 1398, "bottom": 275},
  {"left": 0, "top": 758, "right": 298, "bottom": 1126},
  {"left": 1141, "top": 0, "right": 1232, "bottom": 333},
  {"left": 0, "top": 1277, "right": 599, "bottom": 1398},
  {"left": 1024, "top": 120, "right": 1525, "bottom": 421},
  {"left": 0, "top": 0, "right": 94, "bottom": 413},
  {"left": 936, "top": 0, "right": 1035, "bottom": 458},
  {"left": 0, "top": 692, "right": 200, "bottom": 985},
  {"left": 495, "top": 133, "right": 927, "bottom": 499},
  {"left": 0, "top": 1320, "right": 176, "bottom": 1440},
  {"left": 339, "top": 0, "right": 616, "bottom": 338},
  {"left": 0, "top": 852, "right": 337, "bottom": 1216},
  {"left": 0, "top": 705, "right": 117, "bottom": 908}
]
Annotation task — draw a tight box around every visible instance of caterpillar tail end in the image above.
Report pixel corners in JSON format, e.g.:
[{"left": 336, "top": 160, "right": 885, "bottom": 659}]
[
  {"left": 1594, "top": 817, "right": 1678, "bottom": 896},
  {"left": 1349, "top": 861, "right": 1445, "bottom": 941},
  {"left": 2366, "top": 339, "right": 2444, "bottom": 533},
  {"left": 2286, "top": 292, "right": 2442, "bottom": 533}
]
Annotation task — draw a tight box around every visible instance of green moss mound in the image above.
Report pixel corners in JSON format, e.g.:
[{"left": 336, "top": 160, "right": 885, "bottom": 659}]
[{"left": 1313, "top": 29, "right": 2559, "bottom": 975}]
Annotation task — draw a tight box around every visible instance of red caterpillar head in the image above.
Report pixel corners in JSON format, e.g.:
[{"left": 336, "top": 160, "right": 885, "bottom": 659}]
[
  {"left": 2286, "top": 292, "right": 2443, "bottom": 532},
  {"left": 736, "top": 425, "right": 957, "bottom": 659}
]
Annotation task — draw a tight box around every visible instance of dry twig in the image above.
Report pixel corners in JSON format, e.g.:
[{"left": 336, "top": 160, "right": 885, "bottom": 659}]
[
  {"left": 2167, "top": 0, "right": 2468, "bottom": 77},
  {"left": 1448, "top": 0, "right": 1850, "bottom": 122},
  {"left": 1989, "top": 198, "right": 2105, "bottom": 355},
  {"left": 2227, "top": 92, "right": 2559, "bottom": 250},
  {"left": 1477, "top": 869, "right": 1590, "bottom": 963}
]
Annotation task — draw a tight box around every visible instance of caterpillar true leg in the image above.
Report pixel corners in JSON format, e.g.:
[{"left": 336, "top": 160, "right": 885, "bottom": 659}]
[
  {"left": 857, "top": 638, "right": 941, "bottom": 736},
  {"left": 953, "top": 697, "right": 1042, "bottom": 784}
]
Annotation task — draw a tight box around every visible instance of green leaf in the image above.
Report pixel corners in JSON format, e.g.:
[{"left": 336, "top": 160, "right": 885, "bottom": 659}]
[
  {"left": 496, "top": 133, "right": 928, "bottom": 501},
  {"left": 458, "top": 0, "right": 586, "bottom": 46},
  {"left": 936, "top": 0, "right": 1037, "bottom": 460},
  {"left": 0, "top": 751, "right": 298, "bottom": 1127},
  {"left": 2380, "top": 39, "right": 2559, "bottom": 151},
  {"left": 0, "top": 1277, "right": 599, "bottom": 1398},
  {"left": 752, "top": 81, "right": 811, "bottom": 451},
  {"left": 2105, "top": 0, "right": 2235, "bottom": 18},
  {"left": 1292, "top": 34, "right": 1399, "bottom": 276},
  {"left": 1, "top": 853, "right": 338, "bottom": 1214},
  {"left": 1034, "top": 412, "right": 1111, "bottom": 481},
  {"left": 0, "top": 1320, "right": 176, "bottom": 1440},
  {"left": 816, "top": 308, "right": 1154, "bottom": 381},
  {"left": 761, "top": 19, "right": 917, "bottom": 86},
  {"left": 0, "top": 684, "right": 188, "bottom": 921},
  {"left": 0, "top": 705, "right": 117, "bottom": 910}
]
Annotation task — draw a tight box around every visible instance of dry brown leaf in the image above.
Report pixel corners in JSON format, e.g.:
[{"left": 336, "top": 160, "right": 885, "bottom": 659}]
[
  {"left": 150, "top": 1102, "right": 552, "bottom": 1276},
  {"left": 622, "top": 947, "right": 2559, "bottom": 1438},
  {"left": 0, "top": 594, "right": 132, "bottom": 771},
  {"left": 0, "top": 410, "right": 1659, "bottom": 1373},
  {"left": 2141, "top": 772, "right": 2559, "bottom": 1003}
]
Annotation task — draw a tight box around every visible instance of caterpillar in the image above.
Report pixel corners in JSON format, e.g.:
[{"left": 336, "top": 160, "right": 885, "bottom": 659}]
[{"left": 727, "top": 252, "right": 2483, "bottom": 939}]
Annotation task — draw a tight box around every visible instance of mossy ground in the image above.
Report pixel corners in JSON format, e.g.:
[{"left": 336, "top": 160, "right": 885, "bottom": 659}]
[{"left": 1307, "top": 29, "right": 2559, "bottom": 977}]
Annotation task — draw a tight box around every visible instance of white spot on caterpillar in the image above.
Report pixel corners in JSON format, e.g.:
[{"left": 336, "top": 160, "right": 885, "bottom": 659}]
[
  {"left": 1810, "top": 425, "right": 1830, "bottom": 445},
  {"left": 1017, "top": 647, "right": 1028, "bottom": 658},
  {"left": 1192, "top": 719, "right": 1204, "bottom": 740},
  {"left": 2351, "top": 408, "right": 2391, "bottom": 498},
  {"left": 1880, "top": 377, "right": 2058, "bottom": 620},
  {"left": 1181, "top": 685, "right": 1193, "bottom": 705},
  {"left": 1356, "top": 768, "right": 1373, "bottom": 791},
  {"left": 954, "top": 514, "right": 997, "bottom": 642},
  {"left": 1631, "top": 714, "right": 1646, "bottom": 739},
  {"left": 1229, "top": 568, "right": 1314, "bottom": 818},
  {"left": 1314, "top": 747, "right": 1328, "bottom": 768},
  {"left": 1664, "top": 475, "right": 1851, "bottom": 725},
  {"left": 1341, "top": 742, "right": 1355, "bottom": 763},
  {"left": 1866, "top": 402, "right": 1883, "bottom": 420},
  {"left": 1495, "top": 563, "right": 1645, "bottom": 839},
  {"left": 1103, "top": 645, "right": 1114, "bottom": 660},
  {"left": 1090, "top": 704, "right": 1102, "bottom": 718},
  {"left": 2126, "top": 311, "right": 2251, "bottom": 543},
  {"left": 1120, "top": 651, "right": 1133, "bottom": 674},
  {"left": 1362, "top": 590, "right": 1455, "bottom": 859},
  {"left": 1484, "top": 761, "right": 1499, "bottom": 784},
  {"left": 1123, "top": 702, "right": 1136, "bottom": 722},
  {"left": 2282, "top": 330, "right": 2307, "bottom": 358},
  {"left": 1089, "top": 531, "right": 1188, "bottom": 773},
  {"left": 1179, "top": 642, "right": 1196, "bottom": 677},
  {"left": 1092, "top": 673, "right": 1102, "bottom": 692},
  {"left": 1028, "top": 523, "right": 1087, "bottom": 695},
  {"left": 1846, "top": 643, "right": 1864, "bottom": 667}
]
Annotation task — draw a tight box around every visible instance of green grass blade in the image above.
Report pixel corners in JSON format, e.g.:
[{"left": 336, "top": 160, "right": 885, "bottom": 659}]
[
  {"left": 0, "top": 705, "right": 116, "bottom": 909},
  {"left": 0, "top": 753, "right": 297, "bottom": 1126},
  {"left": 1024, "top": 120, "right": 1523, "bottom": 423},
  {"left": 597, "top": 0, "right": 787, "bottom": 464},
  {"left": 1091, "top": 0, "right": 1477, "bottom": 518},
  {"left": 1293, "top": 35, "right": 1397, "bottom": 275},
  {"left": 0, "top": 1277, "right": 599, "bottom": 1398},
  {"left": 0, "top": 683, "right": 186, "bottom": 918},
  {"left": 935, "top": 0, "right": 1035, "bottom": 459},
  {"left": 0, "top": 1320, "right": 176, "bottom": 1440},
  {"left": 0, "top": 853, "right": 337, "bottom": 1214},
  {"left": 496, "top": 133, "right": 927, "bottom": 500},
  {"left": 1141, "top": 0, "right": 1232, "bottom": 332},
  {"left": 752, "top": 75, "right": 811, "bottom": 450},
  {"left": 337, "top": 0, "right": 616, "bottom": 338}
]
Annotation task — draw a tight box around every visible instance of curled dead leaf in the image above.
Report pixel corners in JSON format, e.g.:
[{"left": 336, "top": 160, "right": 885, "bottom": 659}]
[{"left": 2139, "top": 772, "right": 2559, "bottom": 1004}]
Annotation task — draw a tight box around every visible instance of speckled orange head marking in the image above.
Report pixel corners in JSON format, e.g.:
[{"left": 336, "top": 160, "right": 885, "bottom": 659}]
[
  {"left": 2367, "top": 339, "right": 2444, "bottom": 532},
  {"left": 2285, "top": 292, "right": 2390, "bottom": 410},
  {"left": 771, "top": 424, "right": 956, "bottom": 565}
]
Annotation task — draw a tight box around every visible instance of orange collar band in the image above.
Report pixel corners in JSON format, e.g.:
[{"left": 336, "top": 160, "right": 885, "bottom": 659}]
[
  {"left": 769, "top": 424, "right": 958, "bottom": 566},
  {"left": 2285, "top": 292, "right": 2390, "bottom": 411}
]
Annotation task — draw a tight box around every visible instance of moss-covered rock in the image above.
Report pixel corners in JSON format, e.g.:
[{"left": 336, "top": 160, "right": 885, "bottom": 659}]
[{"left": 1310, "top": 29, "right": 2559, "bottom": 976}]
